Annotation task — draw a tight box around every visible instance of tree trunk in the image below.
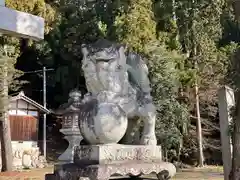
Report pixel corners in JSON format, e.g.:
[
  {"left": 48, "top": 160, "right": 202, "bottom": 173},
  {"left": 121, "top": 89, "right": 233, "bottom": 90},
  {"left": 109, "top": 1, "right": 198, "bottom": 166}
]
[
  {"left": 172, "top": 0, "right": 179, "bottom": 42},
  {"left": 195, "top": 83, "right": 204, "bottom": 167},
  {"left": 0, "top": 63, "right": 13, "bottom": 171},
  {"left": 165, "top": 148, "right": 168, "bottom": 162},
  {"left": 191, "top": 0, "right": 204, "bottom": 166},
  {"left": 230, "top": 91, "right": 240, "bottom": 180}
]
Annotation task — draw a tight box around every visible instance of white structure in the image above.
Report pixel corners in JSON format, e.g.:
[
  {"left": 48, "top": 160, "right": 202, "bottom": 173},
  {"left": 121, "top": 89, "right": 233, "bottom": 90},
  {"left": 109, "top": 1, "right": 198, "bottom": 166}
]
[
  {"left": 0, "top": 0, "right": 4, "bottom": 6},
  {"left": 8, "top": 91, "right": 50, "bottom": 148},
  {"left": 0, "top": 3, "right": 44, "bottom": 40},
  {"left": 9, "top": 91, "right": 50, "bottom": 116},
  {"left": 0, "top": 92, "right": 50, "bottom": 169},
  {"left": 218, "top": 86, "right": 235, "bottom": 180}
]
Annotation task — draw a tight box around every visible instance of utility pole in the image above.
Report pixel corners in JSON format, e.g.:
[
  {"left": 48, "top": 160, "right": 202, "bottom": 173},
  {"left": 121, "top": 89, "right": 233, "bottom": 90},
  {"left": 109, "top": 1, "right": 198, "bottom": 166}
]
[
  {"left": 24, "top": 67, "right": 53, "bottom": 159},
  {"left": 42, "top": 67, "right": 54, "bottom": 159},
  {"left": 43, "top": 66, "right": 47, "bottom": 159}
]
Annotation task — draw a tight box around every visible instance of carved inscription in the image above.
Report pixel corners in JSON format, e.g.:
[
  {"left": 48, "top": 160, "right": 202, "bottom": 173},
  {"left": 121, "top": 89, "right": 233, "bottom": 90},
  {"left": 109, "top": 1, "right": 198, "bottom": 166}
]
[
  {"left": 63, "top": 115, "right": 73, "bottom": 128},
  {"left": 102, "top": 146, "right": 160, "bottom": 162},
  {"left": 74, "top": 146, "right": 93, "bottom": 162},
  {"left": 74, "top": 145, "right": 162, "bottom": 165}
]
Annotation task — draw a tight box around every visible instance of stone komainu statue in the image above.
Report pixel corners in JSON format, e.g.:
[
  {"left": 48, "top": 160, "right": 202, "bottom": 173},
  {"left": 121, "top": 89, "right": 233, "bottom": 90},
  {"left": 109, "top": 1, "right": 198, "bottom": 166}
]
[{"left": 78, "top": 39, "right": 157, "bottom": 145}]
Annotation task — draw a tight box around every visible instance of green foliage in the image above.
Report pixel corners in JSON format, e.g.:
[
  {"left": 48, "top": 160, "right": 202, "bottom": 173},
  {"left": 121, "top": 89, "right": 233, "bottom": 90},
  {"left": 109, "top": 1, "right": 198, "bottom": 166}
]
[
  {"left": 0, "top": 0, "right": 58, "bottom": 103},
  {"left": 0, "top": 0, "right": 57, "bottom": 58},
  {"left": 114, "top": 0, "right": 156, "bottom": 52},
  {"left": 0, "top": 0, "right": 58, "bottom": 79},
  {"left": 0, "top": 45, "right": 23, "bottom": 94},
  {"left": 219, "top": 42, "right": 239, "bottom": 87},
  {"left": 146, "top": 42, "right": 189, "bottom": 151},
  {"left": 5, "top": 0, "right": 240, "bottom": 163},
  {"left": 226, "top": 45, "right": 240, "bottom": 90},
  {"left": 151, "top": 0, "right": 238, "bottom": 158},
  {"left": 31, "top": 0, "right": 234, "bottom": 158}
]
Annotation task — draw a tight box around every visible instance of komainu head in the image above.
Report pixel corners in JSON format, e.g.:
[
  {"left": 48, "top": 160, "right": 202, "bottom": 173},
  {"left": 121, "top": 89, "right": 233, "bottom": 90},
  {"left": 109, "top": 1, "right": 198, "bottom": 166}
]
[{"left": 81, "top": 39, "right": 126, "bottom": 61}]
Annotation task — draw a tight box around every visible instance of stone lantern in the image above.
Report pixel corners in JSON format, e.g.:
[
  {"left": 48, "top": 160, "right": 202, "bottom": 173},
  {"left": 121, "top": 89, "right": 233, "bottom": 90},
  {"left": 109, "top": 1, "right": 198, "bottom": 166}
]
[{"left": 54, "top": 89, "right": 83, "bottom": 164}]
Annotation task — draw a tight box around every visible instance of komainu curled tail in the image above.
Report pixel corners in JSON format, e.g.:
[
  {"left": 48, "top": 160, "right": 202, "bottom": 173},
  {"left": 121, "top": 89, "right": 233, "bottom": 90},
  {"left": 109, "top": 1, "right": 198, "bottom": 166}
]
[
  {"left": 126, "top": 52, "right": 157, "bottom": 145},
  {"left": 126, "top": 52, "right": 153, "bottom": 104}
]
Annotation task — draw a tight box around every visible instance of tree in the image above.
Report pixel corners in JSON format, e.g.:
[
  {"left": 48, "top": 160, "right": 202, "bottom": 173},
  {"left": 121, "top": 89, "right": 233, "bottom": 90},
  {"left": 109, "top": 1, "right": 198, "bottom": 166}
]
[
  {"left": 0, "top": 49, "right": 12, "bottom": 171},
  {"left": 218, "top": 1, "right": 240, "bottom": 178},
  {"left": 114, "top": 0, "right": 156, "bottom": 52},
  {"left": 8, "top": 0, "right": 236, "bottom": 166},
  {"left": 0, "top": 45, "right": 20, "bottom": 171},
  {"left": 172, "top": 0, "right": 227, "bottom": 166},
  {"left": 226, "top": 47, "right": 240, "bottom": 179},
  {"left": 0, "top": 0, "right": 57, "bottom": 171},
  {"left": 146, "top": 42, "right": 189, "bottom": 161}
]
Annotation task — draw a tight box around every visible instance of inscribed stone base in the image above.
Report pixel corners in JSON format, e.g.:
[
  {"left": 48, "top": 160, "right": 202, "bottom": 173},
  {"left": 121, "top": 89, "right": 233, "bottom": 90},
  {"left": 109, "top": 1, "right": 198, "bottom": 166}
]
[
  {"left": 74, "top": 144, "right": 162, "bottom": 165},
  {"left": 45, "top": 161, "right": 176, "bottom": 180},
  {"left": 46, "top": 145, "right": 176, "bottom": 180}
]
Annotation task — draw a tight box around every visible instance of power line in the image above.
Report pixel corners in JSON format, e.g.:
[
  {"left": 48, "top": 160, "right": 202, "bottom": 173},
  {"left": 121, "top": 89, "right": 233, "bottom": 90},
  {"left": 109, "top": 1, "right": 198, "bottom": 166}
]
[
  {"left": 24, "top": 68, "right": 54, "bottom": 74},
  {"left": 23, "top": 67, "right": 54, "bottom": 159}
]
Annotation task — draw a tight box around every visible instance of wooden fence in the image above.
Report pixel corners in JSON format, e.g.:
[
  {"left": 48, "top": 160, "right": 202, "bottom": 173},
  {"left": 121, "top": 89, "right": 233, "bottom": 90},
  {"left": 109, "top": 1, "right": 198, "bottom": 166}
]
[{"left": 9, "top": 115, "right": 38, "bottom": 141}]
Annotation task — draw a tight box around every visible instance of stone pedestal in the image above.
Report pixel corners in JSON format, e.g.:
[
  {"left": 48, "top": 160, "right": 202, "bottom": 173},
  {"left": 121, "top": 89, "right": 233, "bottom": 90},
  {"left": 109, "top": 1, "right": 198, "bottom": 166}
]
[
  {"left": 46, "top": 145, "right": 176, "bottom": 180},
  {"left": 58, "top": 128, "right": 83, "bottom": 164}
]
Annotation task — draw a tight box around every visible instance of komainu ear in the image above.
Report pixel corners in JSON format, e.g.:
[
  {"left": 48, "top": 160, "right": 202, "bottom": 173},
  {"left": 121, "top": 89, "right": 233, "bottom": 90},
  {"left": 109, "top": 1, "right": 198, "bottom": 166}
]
[
  {"left": 81, "top": 44, "right": 89, "bottom": 57},
  {"left": 118, "top": 44, "right": 127, "bottom": 54},
  {"left": 118, "top": 45, "right": 127, "bottom": 65}
]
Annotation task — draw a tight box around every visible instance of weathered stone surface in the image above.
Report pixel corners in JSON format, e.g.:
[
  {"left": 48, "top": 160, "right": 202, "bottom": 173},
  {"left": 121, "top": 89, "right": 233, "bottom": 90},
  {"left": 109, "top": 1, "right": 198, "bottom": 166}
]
[
  {"left": 37, "top": 157, "right": 45, "bottom": 169},
  {"left": 0, "top": 0, "right": 5, "bottom": 6},
  {"left": 56, "top": 90, "right": 84, "bottom": 164},
  {"left": 74, "top": 144, "right": 162, "bottom": 165},
  {"left": 0, "top": 145, "right": 43, "bottom": 169},
  {"left": 31, "top": 149, "right": 40, "bottom": 168},
  {"left": 39, "top": 156, "right": 47, "bottom": 165},
  {"left": 22, "top": 154, "right": 32, "bottom": 168},
  {"left": 58, "top": 128, "right": 83, "bottom": 164},
  {"left": 218, "top": 86, "right": 234, "bottom": 180},
  {"left": 13, "top": 157, "right": 22, "bottom": 168},
  {"left": 49, "top": 40, "right": 177, "bottom": 180},
  {"left": 79, "top": 102, "right": 128, "bottom": 144},
  {"left": 79, "top": 39, "right": 157, "bottom": 145},
  {"left": 49, "top": 161, "right": 176, "bottom": 180},
  {"left": 0, "top": 6, "right": 44, "bottom": 40}
]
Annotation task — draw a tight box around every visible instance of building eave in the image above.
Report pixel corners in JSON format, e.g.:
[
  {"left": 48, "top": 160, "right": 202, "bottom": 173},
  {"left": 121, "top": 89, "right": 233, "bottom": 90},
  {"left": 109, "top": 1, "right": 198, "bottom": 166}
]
[{"left": 10, "top": 92, "right": 51, "bottom": 114}]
